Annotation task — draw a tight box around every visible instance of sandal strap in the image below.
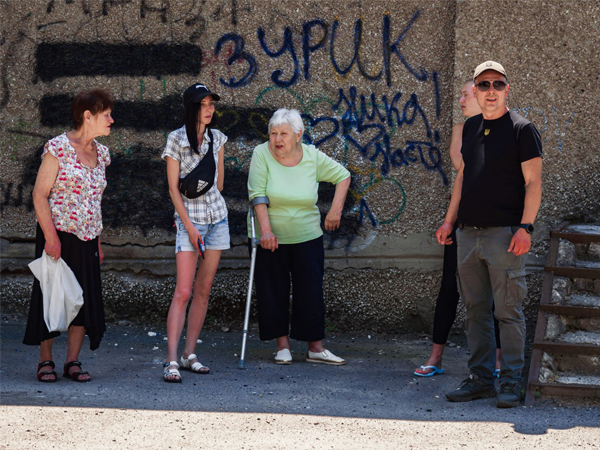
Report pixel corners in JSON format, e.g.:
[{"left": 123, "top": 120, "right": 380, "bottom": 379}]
[
  {"left": 190, "top": 361, "right": 208, "bottom": 372},
  {"left": 38, "top": 360, "right": 55, "bottom": 370},
  {"left": 163, "top": 361, "right": 181, "bottom": 379},
  {"left": 71, "top": 371, "right": 90, "bottom": 380},
  {"left": 64, "top": 361, "right": 82, "bottom": 371},
  {"left": 181, "top": 354, "right": 208, "bottom": 372},
  {"left": 180, "top": 354, "right": 198, "bottom": 367}
]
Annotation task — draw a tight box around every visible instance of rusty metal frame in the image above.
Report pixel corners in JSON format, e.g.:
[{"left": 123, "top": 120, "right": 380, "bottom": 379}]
[
  {"left": 528, "top": 381, "right": 600, "bottom": 399},
  {"left": 525, "top": 223, "right": 600, "bottom": 406}
]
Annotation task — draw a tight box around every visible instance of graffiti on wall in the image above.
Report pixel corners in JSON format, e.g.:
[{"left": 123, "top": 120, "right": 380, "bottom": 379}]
[
  {"left": 512, "top": 106, "right": 577, "bottom": 153},
  {"left": 1, "top": 2, "right": 579, "bottom": 237},
  {"left": 214, "top": 13, "right": 438, "bottom": 91}
]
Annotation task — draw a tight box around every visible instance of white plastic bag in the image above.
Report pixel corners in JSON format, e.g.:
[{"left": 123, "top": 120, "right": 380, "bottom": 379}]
[{"left": 29, "top": 250, "right": 84, "bottom": 332}]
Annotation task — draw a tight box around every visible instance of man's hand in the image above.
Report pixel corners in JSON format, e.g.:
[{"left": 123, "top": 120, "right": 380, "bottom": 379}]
[
  {"left": 508, "top": 227, "right": 531, "bottom": 255},
  {"left": 436, "top": 221, "right": 454, "bottom": 245}
]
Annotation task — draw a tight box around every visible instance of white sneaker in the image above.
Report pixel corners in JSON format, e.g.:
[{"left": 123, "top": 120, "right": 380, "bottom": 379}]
[
  {"left": 306, "top": 349, "right": 346, "bottom": 365},
  {"left": 274, "top": 348, "right": 292, "bottom": 365}
]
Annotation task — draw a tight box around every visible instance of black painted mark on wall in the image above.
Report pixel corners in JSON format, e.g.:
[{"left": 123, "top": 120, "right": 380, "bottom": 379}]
[
  {"left": 1, "top": 144, "right": 44, "bottom": 213},
  {"left": 40, "top": 94, "right": 274, "bottom": 140},
  {"left": 231, "top": 0, "right": 237, "bottom": 25},
  {"left": 2, "top": 139, "right": 358, "bottom": 236},
  {"left": 35, "top": 43, "right": 202, "bottom": 81},
  {"left": 0, "top": 142, "right": 175, "bottom": 234},
  {"left": 221, "top": 167, "right": 248, "bottom": 202},
  {"left": 40, "top": 94, "right": 184, "bottom": 131},
  {"left": 103, "top": 146, "right": 174, "bottom": 231}
]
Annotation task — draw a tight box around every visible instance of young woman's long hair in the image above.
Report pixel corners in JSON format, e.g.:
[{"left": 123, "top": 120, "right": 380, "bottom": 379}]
[{"left": 184, "top": 102, "right": 202, "bottom": 155}]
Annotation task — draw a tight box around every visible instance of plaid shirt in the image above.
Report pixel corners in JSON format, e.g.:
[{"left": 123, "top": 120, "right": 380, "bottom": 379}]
[{"left": 162, "top": 126, "right": 228, "bottom": 224}]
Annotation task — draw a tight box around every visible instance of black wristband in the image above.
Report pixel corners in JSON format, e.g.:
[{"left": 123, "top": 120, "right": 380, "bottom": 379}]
[{"left": 519, "top": 223, "right": 534, "bottom": 234}]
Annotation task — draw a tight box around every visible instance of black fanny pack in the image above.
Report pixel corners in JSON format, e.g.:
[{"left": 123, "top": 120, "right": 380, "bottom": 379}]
[{"left": 178, "top": 129, "right": 215, "bottom": 199}]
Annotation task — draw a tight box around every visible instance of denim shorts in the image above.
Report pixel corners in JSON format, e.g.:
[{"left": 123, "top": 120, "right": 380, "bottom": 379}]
[{"left": 175, "top": 216, "right": 230, "bottom": 253}]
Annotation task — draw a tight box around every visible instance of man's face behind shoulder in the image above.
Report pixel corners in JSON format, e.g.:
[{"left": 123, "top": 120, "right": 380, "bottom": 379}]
[{"left": 473, "top": 70, "right": 509, "bottom": 120}]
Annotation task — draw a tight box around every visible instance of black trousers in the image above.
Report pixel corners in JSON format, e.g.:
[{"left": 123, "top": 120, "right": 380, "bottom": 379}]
[
  {"left": 432, "top": 224, "right": 501, "bottom": 348},
  {"left": 253, "top": 236, "right": 325, "bottom": 342}
]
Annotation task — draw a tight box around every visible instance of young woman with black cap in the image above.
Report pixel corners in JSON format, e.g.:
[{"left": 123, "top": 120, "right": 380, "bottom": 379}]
[{"left": 161, "top": 84, "right": 229, "bottom": 383}]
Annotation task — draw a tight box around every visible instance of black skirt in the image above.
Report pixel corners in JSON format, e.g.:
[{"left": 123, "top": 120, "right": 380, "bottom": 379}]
[{"left": 23, "top": 224, "right": 105, "bottom": 350}]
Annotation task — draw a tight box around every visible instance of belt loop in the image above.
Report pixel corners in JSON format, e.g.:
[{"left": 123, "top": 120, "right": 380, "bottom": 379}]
[{"left": 458, "top": 223, "right": 465, "bottom": 230}]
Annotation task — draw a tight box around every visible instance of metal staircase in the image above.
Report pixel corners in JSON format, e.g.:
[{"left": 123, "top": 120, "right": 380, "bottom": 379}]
[{"left": 525, "top": 223, "right": 600, "bottom": 405}]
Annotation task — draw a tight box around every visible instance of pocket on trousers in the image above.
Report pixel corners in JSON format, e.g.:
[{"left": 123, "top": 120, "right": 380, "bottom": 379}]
[{"left": 505, "top": 267, "right": 527, "bottom": 307}]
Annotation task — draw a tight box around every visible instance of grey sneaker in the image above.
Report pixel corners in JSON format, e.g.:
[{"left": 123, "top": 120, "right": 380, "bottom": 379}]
[
  {"left": 446, "top": 373, "right": 497, "bottom": 402},
  {"left": 497, "top": 382, "right": 522, "bottom": 408}
]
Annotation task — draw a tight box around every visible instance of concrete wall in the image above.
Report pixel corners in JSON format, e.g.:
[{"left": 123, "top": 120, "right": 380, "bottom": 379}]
[{"left": 1, "top": 1, "right": 599, "bottom": 332}]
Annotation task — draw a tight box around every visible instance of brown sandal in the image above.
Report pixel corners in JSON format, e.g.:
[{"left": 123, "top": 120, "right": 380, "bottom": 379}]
[
  {"left": 37, "top": 360, "right": 57, "bottom": 382},
  {"left": 63, "top": 361, "right": 91, "bottom": 382}
]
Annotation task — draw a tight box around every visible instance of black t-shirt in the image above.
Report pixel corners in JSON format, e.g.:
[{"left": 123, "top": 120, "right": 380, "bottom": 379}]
[{"left": 457, "top": 110, "right": 542, "bottom": 227}]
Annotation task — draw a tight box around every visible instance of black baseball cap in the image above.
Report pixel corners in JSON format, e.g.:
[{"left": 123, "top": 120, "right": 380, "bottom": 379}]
[{"left": 183, "top": 83, "right": 220, "bottom": 106}]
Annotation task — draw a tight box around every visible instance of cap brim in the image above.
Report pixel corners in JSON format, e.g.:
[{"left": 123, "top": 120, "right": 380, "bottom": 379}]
[
  {"left": 474, "top": 69, "right": 506, "bottom": 81},
  {"left": 184, "top": 92, "right": 221, "bottom": 105},
  {"left": 203, "top": 92, "right": 220, "bottom": 101}
]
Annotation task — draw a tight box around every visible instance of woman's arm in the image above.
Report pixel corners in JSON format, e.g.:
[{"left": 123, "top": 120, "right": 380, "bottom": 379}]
[
  {"left": 254, "top": 204, "right": 278, "bottom": 251},
  {"left": 324, "top": 175, "right": 350, "bottom": 231},
  {"left": 217, "top": 146, "right": 225, "bottom": 192},
  {"left": 166, "top": 157, "right": 201, "bottom": 252},
  {"left": 436, "top": 159, "right": 464, "bottom": 245},
  {"left": 449, "top": 123, "right": 465, "bottom": 171},
  {"left": 32, "top": 154, "right": 61, "bottom": 259},
  {"left": 248, "top": 144, "right": 278, "bottom": 250},
  {"left": 98, "top": 238, "right": 104, "bottom": 265}
]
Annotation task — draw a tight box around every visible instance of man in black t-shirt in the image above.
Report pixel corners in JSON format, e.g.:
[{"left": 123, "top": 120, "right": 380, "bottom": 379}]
[{"left": 435, "top": 61, "right": 543, "bottom": 408}]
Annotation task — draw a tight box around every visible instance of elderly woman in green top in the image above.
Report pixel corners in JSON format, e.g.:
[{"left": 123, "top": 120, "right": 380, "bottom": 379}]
[{"left": 248, "top": 108, "right": 351, "bottom": 365}]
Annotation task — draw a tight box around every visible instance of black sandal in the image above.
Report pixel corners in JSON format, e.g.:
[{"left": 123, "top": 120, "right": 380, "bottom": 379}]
[
  {"left": 37, "top": 360, "right": 57, "bottom": 382},
  {"left": 63, "top": 361, "right": 91, "bottom": 382}
]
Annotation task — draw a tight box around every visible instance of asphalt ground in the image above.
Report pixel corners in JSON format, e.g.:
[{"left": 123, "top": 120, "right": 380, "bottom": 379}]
[{"left": 1, "top": 319, "right": 599, "bottom": 449}]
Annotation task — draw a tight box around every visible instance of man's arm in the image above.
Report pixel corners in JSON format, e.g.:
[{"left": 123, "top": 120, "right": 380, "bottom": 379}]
[{"left": 508, "top": 156, "right": 543, "bottom": 255}]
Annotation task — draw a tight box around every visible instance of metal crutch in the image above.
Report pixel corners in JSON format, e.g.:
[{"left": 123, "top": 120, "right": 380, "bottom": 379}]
[{"left": 238, "top": 206, "right": 259, "bottom": 369}]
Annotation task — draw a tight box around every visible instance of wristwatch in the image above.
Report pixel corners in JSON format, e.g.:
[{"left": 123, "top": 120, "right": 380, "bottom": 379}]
[{"left": 519, "top": 223, "right": 534, "bottom": 234}]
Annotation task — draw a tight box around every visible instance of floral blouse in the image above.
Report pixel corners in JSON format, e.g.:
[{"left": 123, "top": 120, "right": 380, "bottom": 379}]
[{"left": 43, "top": 133, "right": 110, "bottom": 241}]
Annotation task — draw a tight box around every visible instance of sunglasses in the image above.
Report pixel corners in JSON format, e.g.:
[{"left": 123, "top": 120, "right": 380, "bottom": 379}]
[{"left": 475, "top": 80, "right": 507, "bottom": 91}]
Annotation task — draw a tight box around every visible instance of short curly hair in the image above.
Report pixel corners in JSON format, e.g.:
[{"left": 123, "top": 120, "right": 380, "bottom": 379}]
[
  {"left": 71, "top": 89, "right": 114, "bottom": 130},
  {"left": 268, "top": 108, "right": 304, "bottom": 136}
]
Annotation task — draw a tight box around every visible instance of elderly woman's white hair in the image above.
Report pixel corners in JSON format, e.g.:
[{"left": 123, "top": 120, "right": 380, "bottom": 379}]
[{"left": 268, "top": 108, "right": 305, "bottom": 136}]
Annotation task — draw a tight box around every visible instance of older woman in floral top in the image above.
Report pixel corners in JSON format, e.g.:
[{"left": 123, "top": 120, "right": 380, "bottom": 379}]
[{"left": 24, "top": 89, "right": 114, "bottom": 383}]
